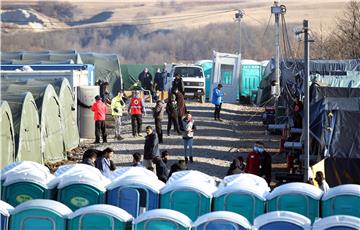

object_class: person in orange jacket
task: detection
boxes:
[245,142,261,175]
[91,95,107,143]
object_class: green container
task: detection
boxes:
[67,204,133,230]
[9,199,72,230]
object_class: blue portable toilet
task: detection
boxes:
[0,200,14,230]
[266,182,323,223]
[193,211,251,230]
[9,199,72,230]
[108,167,158,181]
[133,209,192,230]
[213,179,269,223]
[107,174,165,217]
[160,170,217,221]
[67,204,133,230]
[312,215,360,230]
[321,184,360,218]
[1,162,55,207]
[253,211,311,230]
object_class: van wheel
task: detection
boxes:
[200,95,205,103]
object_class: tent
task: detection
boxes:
[2,83,65,163]
[9,199,72,230]
[0,101,15,168]
[266,182,323,223]
[1,93,42,163]
[67,204,133,230]
[1,50,83,64]
[27,78,79,150]
[120,64,163,90]
[133,209,192,230]
[253,211,311,230]
[312,215,360,230]
[193,211,251,230]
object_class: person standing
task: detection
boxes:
[182,113,195,163]
[128,90,146,137]
[172,73,185,95]
[166,94,181,136]
[212,84,224,121]
[174,88,186,130]
[153,100,165,143]
[315,171,330,192]
[111,91,126,140]
[258,142,272,185]
[95,147,114,177]
[81,149,98,167]
[245,142,261,175]
[91,95,107,143]
[144,126,160,172]
[138,68,153,91]
[154,68,165,91]
[152,156,169,183]
[132,152,144,167]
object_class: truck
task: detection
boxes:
[166,64,206,103]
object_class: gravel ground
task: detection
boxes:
[78,101,284,182]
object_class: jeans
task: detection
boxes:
[214,103,222,119]
[183,138,193,157]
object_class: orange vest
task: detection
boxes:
[130,98,143,115]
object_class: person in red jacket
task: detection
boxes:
[128,90,146,137]
[245,142,261,175]
[91,95,107,143]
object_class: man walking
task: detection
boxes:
[128,90,146,137]
[91,95,107,143]
[212,83,224,121]
[111,91,126,140]
[144,126,160,172]
[153,99,165,143]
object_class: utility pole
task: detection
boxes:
[235,10,244,102]
[235,9,244,55]
[303,20,310,182]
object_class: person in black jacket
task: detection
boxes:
[138,68,153,90]
[81,149,98,167]
[166,94,181,136]
[143,126,160,172]
[258,142,272,185]
[172,73,185,95]
[152,156,169,183]
[169,160,188,178]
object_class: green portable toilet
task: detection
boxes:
[253,211,311,230]
[240,60,262,103]
[1,162,55,207]
[0,101,15,168]
[213,174,270,223]
[68,204,133,230]
[160,170,217,221]
[195,60,213,99]
[266,182,323,223]
[53,164,110,211]
[133,209,192,230]
[321,184,360,218]
[1,93,42,163]
[0,200,14,230]
[9,199,72,230]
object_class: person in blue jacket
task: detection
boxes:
[212,83,224,121]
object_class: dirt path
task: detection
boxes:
[81,101,283,180]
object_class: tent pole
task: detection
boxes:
[303,20,310,182]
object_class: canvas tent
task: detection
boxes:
[1,93,42,163]
[0,101,15,168]
[2,83,65,163]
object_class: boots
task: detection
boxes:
[185,157,188,164]
[190,156,194,163]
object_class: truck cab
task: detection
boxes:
[167,64,206,103]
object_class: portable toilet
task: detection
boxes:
[213,177,269,223]
[0,200,14,230]
[266,182,323,223]
[240,60,262,103]
[1,161,55,206]
[9,199,72,230]
[107,173,165,217]
[195,60,213,99]
[160,170,217,221]
[108,167,158,181]
[67,204,133,230]
[133,209,192,230]
[312,215,360,230]
[219,174,270,191]
[321,184,360,218]
[253,211,311,230]
[193,211,251,230]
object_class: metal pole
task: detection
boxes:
[235,10,244,102]
[303,19,310,182]
[274,2,280,97]
[238,10,242,55]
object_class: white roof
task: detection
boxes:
[68,204,133,222]
[219,174,270,192]
[312,215,360,230]
[266,182,323,200]
[167,170,216,186]
[0,200,14,217]
[193,211,251,229]
[109,167,157,181]
[321,184,360,201]
[253,211,311,230]
[54,163,100,177]
[3,169,55,188]
[107,175,165,193]
[1,161,50,181]
[214,182,269,200]
[10,199,72,217]
[133,209,192,227]
[241,59,261,65]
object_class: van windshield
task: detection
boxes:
[174,67,203,78]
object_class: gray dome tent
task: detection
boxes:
[0,101,15,168]
[26,78,79,150]
[1,92,42,163]
[2,83,65,163]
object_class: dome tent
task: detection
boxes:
[2,82,65,163]
[0,101,15,168]
[1,92,42,163]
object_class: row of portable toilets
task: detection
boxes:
[1,161,359,228]
[0,78,79,168]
